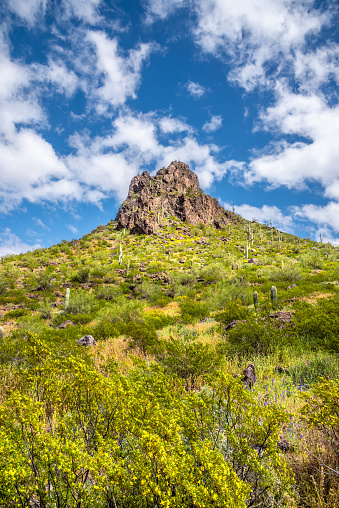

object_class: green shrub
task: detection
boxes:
[225,316,295,356]
[0,277,8,295]
[124,322,160,354]
[290,355,339,386]
[3,308,29,321]
[267,264,302,282]
[205,281,251,309]
[179,298,210,324]
[215,301,250,325]
[37,298,53,320]
[66,291,96,315]
[156,331,222,383]
[96,298,145,325]
[96,285,123,301]
[72,267,91,283]
[294,297,339,351]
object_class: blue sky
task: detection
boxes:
[1,0,339,255]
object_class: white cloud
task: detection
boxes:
[0,128,79,212]
[293,202,339,233]
[6,0,47,26]
[34,218,50,230]
[67,224,79,235]
[294,45,339,93]
[219,200,294,231]
[62,0,102,24]
[243,87,339,198]
[203,114,222,132]
[65,110,233,203]
[192,0,325,90]
[186,80,207,99]
[33,60,79,97]
[0,228,41,256]
[87,31,155,109]
[144,0,186,23]
[159,116,191,133]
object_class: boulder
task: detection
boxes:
[77,335,96,347]
[268,311,292,328]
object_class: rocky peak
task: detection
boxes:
[115,161,233,234]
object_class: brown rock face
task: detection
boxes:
[115,161,233,234]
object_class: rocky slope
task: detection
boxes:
[115,161,233,234]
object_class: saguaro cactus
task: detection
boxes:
[126,259,130,276]
[271,286,278,305]
[119,243,123,265]
[245,240,249,259]
[253,291,259,308]
[65,288,70,311]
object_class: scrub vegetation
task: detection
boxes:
[0,215,338,507]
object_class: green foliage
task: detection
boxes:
[179,298,210,324]
[37,298,53,320]
[96,298,145,325]
[35,268,55,290]
[205,281,251,310]
[225,316,295,356]
[290,355,339,386]
[0,276,8,295]
[215,301,250,326]
[301,378,339,473]
[267,264,302,282]
[72,266,91,283]
[0,338,294,507]
[66,290,96,315]
[156,331,222,383]
[3,308,29,321]
[301,251,324,269]
[96,284,123,300]
[294,296,339,351]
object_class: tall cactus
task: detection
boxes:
[245,240,249,259]
[0,326,4,340]
[271,286,278,305]
[253,291,259,308]
[126,259,130,276]
[65,288,70,311]
[119,243,123,265]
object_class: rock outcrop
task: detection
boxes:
[115,161,233,234]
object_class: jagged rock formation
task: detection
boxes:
[115,161,233,234]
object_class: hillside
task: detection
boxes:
[0,162,339,507]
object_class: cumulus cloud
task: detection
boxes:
[186,81,207,99]
[0,228,41,256]
[87,31,155,109]
[65,110,233,202]
[5,0,47,26]
[144,0,186,23]
[219,200,294,231]
[159,116,191,133]
[203,115,222,132]
[243,87,339,199]
[293,202,339,233]
[192,0,325,90]
[62,0,103,24]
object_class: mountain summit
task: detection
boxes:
[115,161,233,234]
